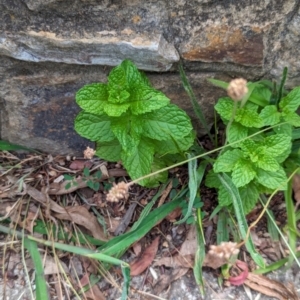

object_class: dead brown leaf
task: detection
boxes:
[40,256,68,275]
[154,225,196,269]
[244,272,299,300]
[54,206,107,241]
[69,160,93,170]
[130,236,160,276]
[84,284,106,300]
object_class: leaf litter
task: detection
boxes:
[0,149,299,299]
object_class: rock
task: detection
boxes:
[1,0,300,153]
[0,31,179,72]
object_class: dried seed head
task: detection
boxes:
[83,147,96,160]
[227,78,248,101]
[106,181,129,202]
[208,242,240,260]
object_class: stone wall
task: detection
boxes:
[0,0,299,154]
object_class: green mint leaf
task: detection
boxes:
[75,111,115,142]
[256,167,287,190]
[218,185,233,207]
[256,154,280,171]
[249,84,271,106]
[83,167,90,177]
[259,105,281,126]
[234,102,264,128]
[76,83,108,115]
[232,159,256,187]
[279,86,300,112]
[65,182,72,190]
[108,89,130,104]
[103,102,130,116]
[121,139,154,187]
[282,111,300,127]
[63,174,73,181]
[273,123,292,136]
[239,183,259,214]
[108,60,146,91]
[96,139,122,161]
[130,87,170,115]
[239,139,257,157]
[110,116,141,154]
[141,104,193,141]
[152,131,195,155]
[214,97,234,121]
[108,63,128,90]
[264,134,292,156]
[228,122,248,144]
[205,170,220,188]
[275,143,292,163]
[119,59,145,87]
[143,158,168,187]
[214,149,243,173]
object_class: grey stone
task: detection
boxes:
[0,31,179,72]
[1,0,300,153]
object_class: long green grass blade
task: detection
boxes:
[0,140,38,152]
[179,63,213,142]
[176,158,207,224]
[218,173,265,267]
[216,209,229,244]
[23,238,49,300]
[194,210,205,296]
[99,197,182,255]
[284,180,298,268]
[121,263,131,300]
[276,67,288,105]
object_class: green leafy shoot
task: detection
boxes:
[74,60,195,187]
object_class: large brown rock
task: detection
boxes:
[0,0,299,154]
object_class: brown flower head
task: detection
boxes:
[83,147,96,160]
[209,241,240,260]
[106,181,129,202]
[227,78,248,101]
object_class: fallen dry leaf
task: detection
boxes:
[229,260,249,286]
[43,256,69,275]
[244,272,298,300]
[54,206,107,241]
[79,273,106,300]
[130,236,160,276]
[69,160,93,170]
[154,225,197,269]
[84,284,106,300]
[132,241,142,256]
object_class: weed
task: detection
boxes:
[63,167,102,191]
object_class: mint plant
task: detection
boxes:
[207,74,300,214]
[74,60,194,187]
